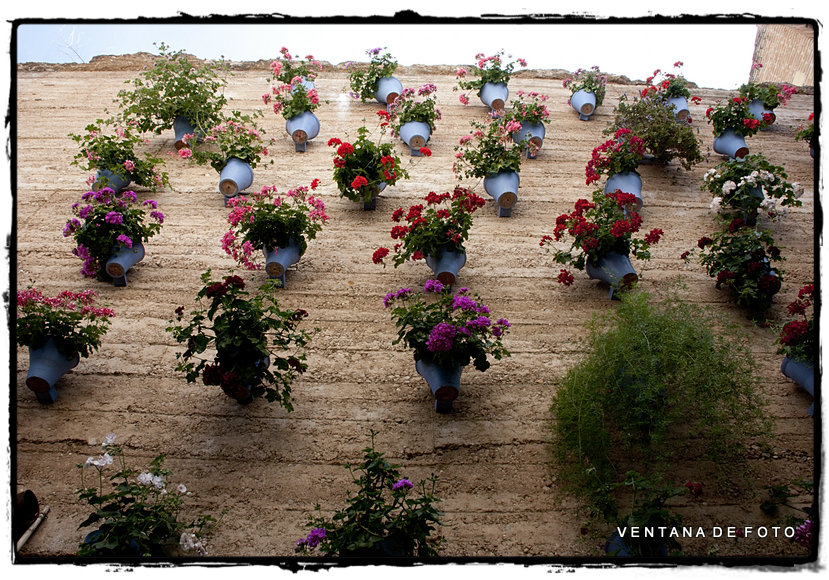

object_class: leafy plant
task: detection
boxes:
[179,110,272,172]
[585,127,646,184]
[268,46,322,85]
[373,186,486,267]
[454,50,527,103]
[705,97,767,136]
[346,47,399,102]
[640,62,695,100]
[116,42,228,135]
[384,279,511,372]
[76,434,219,557]
[16,288,114,358]
[503,90,551,126]
[452,116,526,180]
[388,83,441,136]
[563,66,608,106]
[63,187,164,281]
[263,81,322,120]
[550,291,771,515]
[166,271,314,408]
[221,180,329,270]
[295,431,443,557]
[738,79,797,110]
[795,112,815,148]
[776,284,815,361]
[69,118,170,192]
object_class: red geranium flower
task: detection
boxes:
[333,157,346,168]
[557,269,575,286]
[644,228,663,245]
[351,175,368,189]
[372,247,389,264]
[337,142,354,157]
[419,147,432,157]
[327,137,342,147]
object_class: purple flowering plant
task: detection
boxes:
[385,279,511,371]
[63,187,164,281]
[346,47,399,102]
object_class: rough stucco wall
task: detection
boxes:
[750,24,815,87]
[12,56,816,561]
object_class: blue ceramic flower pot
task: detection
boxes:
[781,356,815,415]
[93,169,132,192]
[415,357,463,413]
[748,99,775,126]
[585,251,638,300]
[512,121,546,159]
[425,247,467,287]
[360,182,387,211]
[26,338,80,404]
[285,111,320,153]
[667,96,690,121]
[292,77,315,93]
[479,82,509,111]
[219,157,254,203]
[604,171,643,212]
[713,128,749,159]
[374,76,403,106]
[173,116,203,150]
[105,242,145,287]
[398,121,431,156]
[570,89,597,120]
[483,171,520,217]
[263,238,304,288]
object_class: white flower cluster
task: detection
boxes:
[137,471,166,490]
[85,453,113,469]
[180,532,208,556]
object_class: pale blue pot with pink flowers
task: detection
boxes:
[219,158,254,205]
[425,247,467,287]
[585,251,638,300]
[479,82,509,111]
[415,356,463,413]
[285,111,320,153]
[105,242,145,287]
[398,121,432,156]
[512,122,546,159]
[25,337,80,404]
[570,90,597,120]
[263,238,304,288]
[173,116,205,150]
[483,171,520,217]
[374,76,403,106]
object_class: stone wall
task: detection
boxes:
[750,24,815,87]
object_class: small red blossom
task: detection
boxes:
[372,247,389,264]
[680,250,691,261]
[780,320,809,346]
[390,225,410,240]
[376,110,390,120]
[310,178,320,189]
[419,147,432,157]
[351,176,368,189]
[391,208,405,222]
[557,269,575,286]
[698,236,713,249]
[337,142,355,157]
[327,137,342,147]
[540,235,554,247]
[728,217,746,233]
[412,251,424,260]
[644,228,663,245]
[333,157,346,168]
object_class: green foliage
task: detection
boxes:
[453,117,525,179]
[503,90,551,126]
[738,81,796,109]
[563,66,608,106]
[296,431,443,557]
[330,124,409,202]
[550,291,771,515]
[705,97,766,136]
[347,48,398,102]
[455,50,526,93]
[268,47,322,85]
[182,109,271,172]
[116,42,229,135]
[166,271,315,409]
[388,84,441,135]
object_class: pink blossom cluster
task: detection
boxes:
[17,288,115,319]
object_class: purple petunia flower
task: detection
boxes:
[116,234,133,248]
[452,295,477,311]
[392,479,414,491]
[104,211,123,225]
[78,204,93,219]
[466,316,491,330]
[794,519,812,549]
[424,279,444,293]
[383,287,412,308]
[150,210,165,223]
[495,318,511,328]
[426,322,456,352]
[142,199,158,209]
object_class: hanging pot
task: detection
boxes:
[666,96,690,121]
[483,171,520,217]
[570,90,597,120]
[738,186,764,226]
[604,171,643,212]
[398,121,432,156]
[425,247,467,287]
[221,357,270,405]
[359,182,387,211]
[173,116,203,150]
[713,128,749,159]
[105,242,145,287]
[285,111,320,153]
[781,356,815,416]
[293,77,316,93]
[25,337,80,404]
[585,251,638,300]
[512,121,546,159]
[748,99,775,126]
[479,82,509,111]
[219,157,254,205]
[93,169,131,192]
[263,238,304,288]
[415,356,463,413]
[374,76,403,106]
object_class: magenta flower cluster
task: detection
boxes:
[294,527,326,552]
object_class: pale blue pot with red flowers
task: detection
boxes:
[748,99,775,127]
[512,122,546,159]
[415,356,463,413]
[219,157,254,205]
[483,171,520,217]
[479,82,509,111]
[604,171,643,212]
[713,129,749,159]
[586,251,638,300]
[94,170,131,193]
[781,356,814,415]
[425,247,467,287]
[263,239,303,288]
[398,121,432,156]
[26,337,80,404]
[105,242,145,287]
[374,76,403,106]
[570,89,597,120]
[667,96,690,121]
[285,111,321,153]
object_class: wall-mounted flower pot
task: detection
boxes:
[285,111,320,153]
[667,96,690,121]
[293,77,316,93]
[374,76,403,106]
[483,171,520,217]
[781,356,815,416]
[360,182,387,211]
[263,238,303,288]
[748,99,775,127]
[512,122,546,159]
[479,82,509,111]
[425,247,467,287]
[219,157,254,205]
[93,169,131,193]
[173,116,203,150]
[604,171,643,212]
[713,129,749,159]
[585,251,638,300]
[25,338,80,404]
[398,121,432,156]
[220,357,270,405]
[570,90,597,121]
[105,242,145,287]
[415,356,463,413]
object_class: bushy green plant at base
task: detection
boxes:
[550,290,771,519]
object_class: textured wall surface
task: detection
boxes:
[12,57,816,561]
[750,23,815,86]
